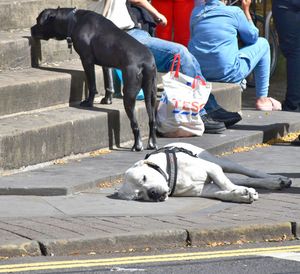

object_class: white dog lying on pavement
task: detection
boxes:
[117,142,292,203]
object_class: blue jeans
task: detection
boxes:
[273,0,300,109]
[238,37,270,98]
[199,37,270,98]
[127,28,220,114]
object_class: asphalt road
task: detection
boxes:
[1,241,300,274]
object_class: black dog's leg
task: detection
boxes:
[124,94,143,151]
[142,67,158,150]
[100,67,114,105]
[123,70,143,152]
[80,60,97,107]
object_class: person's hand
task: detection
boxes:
[154,13,167,26]
[241,0,252,12]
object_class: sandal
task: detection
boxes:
[256,97,282,111]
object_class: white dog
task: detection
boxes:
[117,142,292,203]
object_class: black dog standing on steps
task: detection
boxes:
[31,7,158,151]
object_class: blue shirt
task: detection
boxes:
[188,0,258,82]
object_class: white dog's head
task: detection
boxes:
[117,160,169,202]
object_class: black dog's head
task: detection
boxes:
[31,8,70,40]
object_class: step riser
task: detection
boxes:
[0,74,71,116]
[31,39,80,68]
[1,115,109,170]
[211,83,242,113]
[0,0,95,31]
[0,36,80,71]
[0,38,31,71]
[0,66,104,116]
[0,103,150,170]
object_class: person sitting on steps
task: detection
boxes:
[93,0,242,133]
[189,0,282,111]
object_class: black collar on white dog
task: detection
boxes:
[66,8,77,53]
[145,146,198,196]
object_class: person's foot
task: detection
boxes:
[202,114,226,134]
[208,108,242,128]
[256,97,282,111]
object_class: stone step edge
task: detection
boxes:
[0,99,152,170]
[0,222,297,258]
[0,61,105,117]
[0,29,80,71]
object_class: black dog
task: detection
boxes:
[31,7,157,151]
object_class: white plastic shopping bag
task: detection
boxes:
[156,54,212,137]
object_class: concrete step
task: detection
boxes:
[0,61,104,116]
[210,82,241,112]
[0,99,151,171]
[0,30,32,71]
[0,29,80,71]
[0,0,97,31]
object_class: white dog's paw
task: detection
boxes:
[231,187,258,203]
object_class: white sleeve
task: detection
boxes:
[105,0,135,30]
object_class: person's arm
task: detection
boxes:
[241,0,252,22]
[129,0,167,26]
[236,0,258,45]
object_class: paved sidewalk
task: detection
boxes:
[0,107,300,258]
